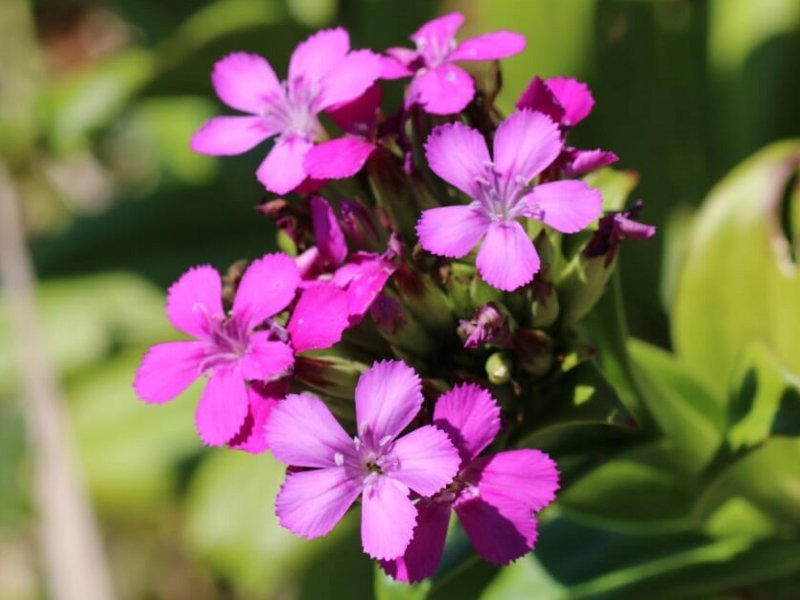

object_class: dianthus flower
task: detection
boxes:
[191,28,382,194]
[516,76,617,176]
[382,12,525,114]
[417,110,602,291]
[382,384,560,582]
[265,361,461,560]
[134,253,350,447]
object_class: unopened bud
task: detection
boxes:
[446,262,476,317]
[340,199,381,251]
[370,294,432,357]
[486,351,513,385]
[394,267,455,332]
[470,276,504,307]
[515,329,554,376]
[294,354,369,400]
[558,254,613,327]
[459,303,512,349]
[531,281,560,328]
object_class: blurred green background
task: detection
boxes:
[1,0,799,598]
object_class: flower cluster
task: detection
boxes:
[135,11,654,582]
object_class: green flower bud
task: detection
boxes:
[557,254,615,327]
[486,351,513,385]
[531,283,560,328]
[394,267,455,332]
[515,329,554,376]
[294,353,369,401]
[370,293,433,358]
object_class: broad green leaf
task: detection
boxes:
[727,341,800,451]
[583,168,640,213]
[694,437,800,534]
[184,451,309,596]
[68,350,198,516]
[480,556,568,600]
[672,141,800,396]
[557,441,700,530]
[628,338,725,474]
[375,565,431,600]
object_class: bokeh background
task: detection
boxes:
[1,0,799,598]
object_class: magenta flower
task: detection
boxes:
[134,253,351,448]
[191,28,383,194]
[299,196,396,324]
[417,110,603,291]
[516,76,617,176]
[381,384,560,583]
[265,361,461,560]
[382,12,525,115]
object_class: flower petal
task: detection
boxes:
[546,77,594,127]
[287,282,350,353]
[380,499,451,583]
[133,341,204,404]
[454,494,538,565]
[256,136,313,195]
[424,122,490,197]
[226,381,285,455]
[289,27,350,83]
[492,109,562,183]
[461,449,560,514]
[211,52,282,114]
[265,392,353,468]
[564,148,618,177]
[326,83,382,134]
[318,50,384,110]
[521,180,603,233]
[165,265,224,338]
[355,360,423,441]
[310,196,348,266]
[391,425,460,496]
[337,256,395,321]
[190,116,274,156]
[515,76,566,123]
[409,64,474,115]
[433,383,501,463]
[233,253,300,331]
[304,137,375,180]
[238,332,294,381]
[276,467,363,539]
[361,476,416,560]
[449,31,526,62]
[416,205,489,259]
[411,12,464,47]
[476,221,540,291]
[195,366,249,446]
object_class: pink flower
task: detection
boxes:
[381,384,560,583]
[416,110,603,291]
[304,84,383,181]
[265,361,461,560]
[191,29,383,194]
[516,76,617,176]
[383,12,525,115]
[134,253,351,448]
[299,196,396,324]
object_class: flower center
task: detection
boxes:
[473,161,529,222]
[415,35,457,68]
[198,315,250,373]
[262,77,325,141]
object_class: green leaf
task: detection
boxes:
[557,441,700,531]
[672,141,800,396]
[375,565,431,600]
[628,338,725,474]
[694,437,800,534]
[68,350,199,516]
[479,555,568,600]
[727,341,800,451]
[583,168,640,213]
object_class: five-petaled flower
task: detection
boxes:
[133,253,351,448]
[381,384,560,582]
[191,28,382,194]
[417,109,603,291]
[382,12,525,115]
[265,360,461,560]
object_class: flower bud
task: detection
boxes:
[485,351,513,385]
[370,294,432,357]
[558,254,613,327]
[459,303,512,349]
[293,354,369,401]
[531,281,560,328]
[394,267,455,332]
[514,329,554,376]
[446,262,476,317]
[340,199,381,251]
